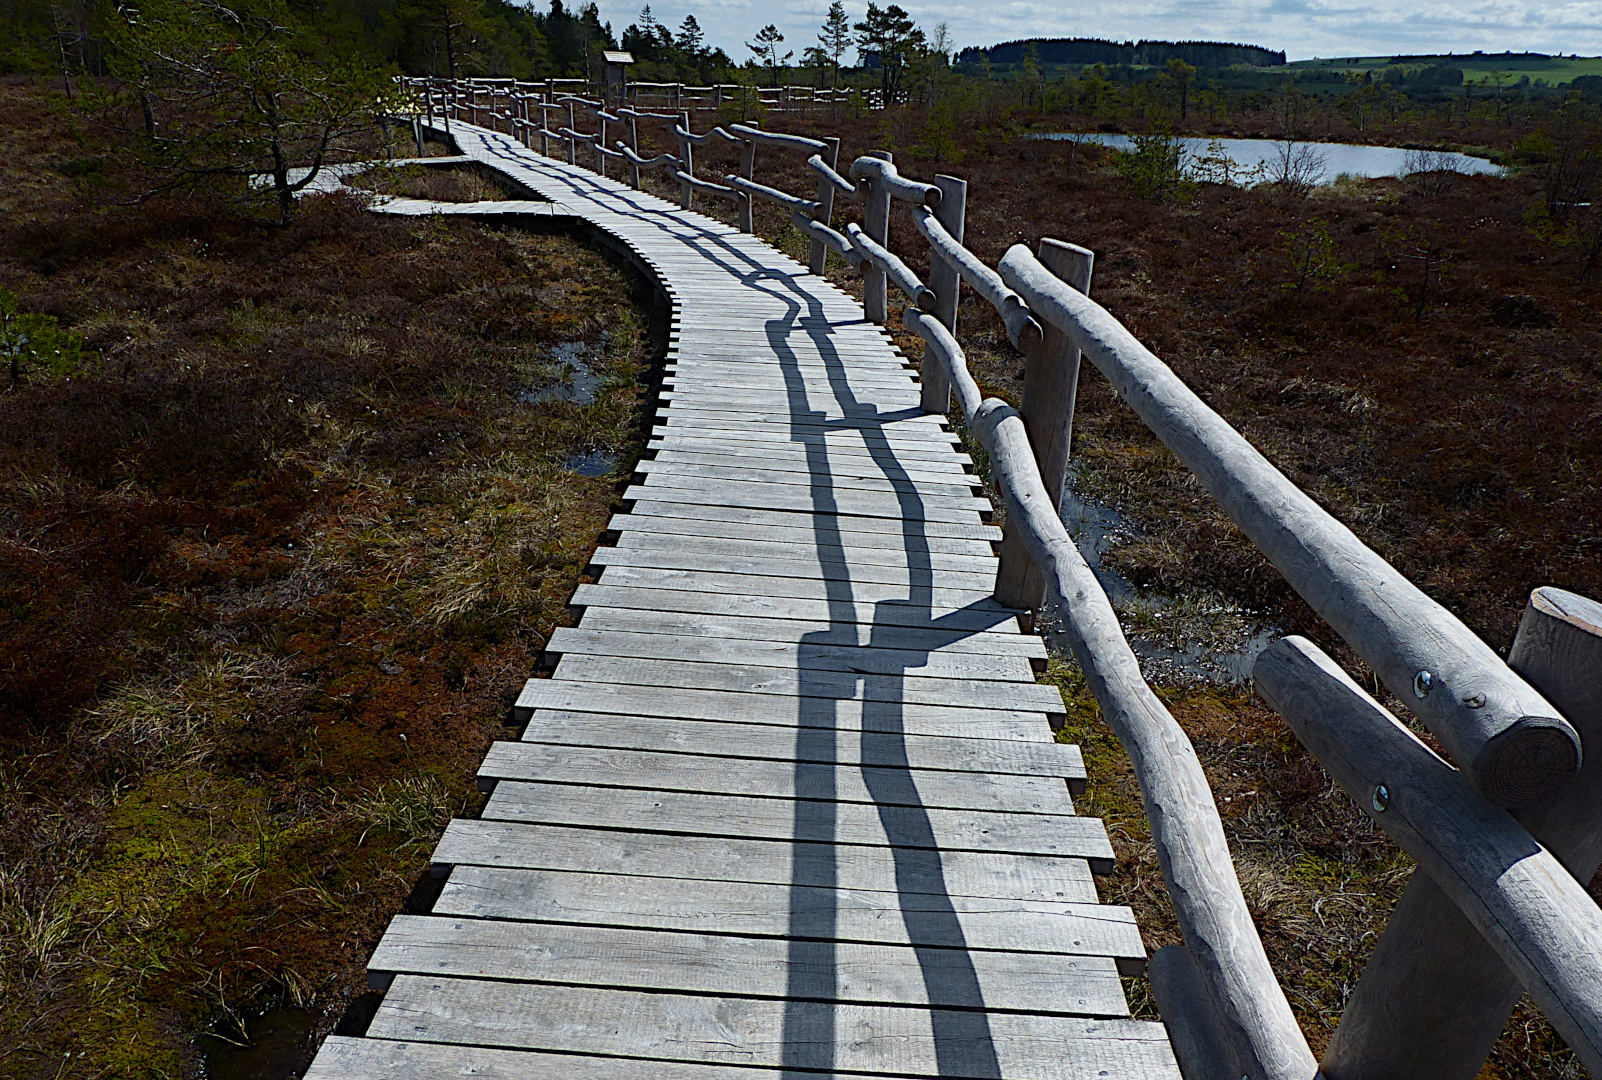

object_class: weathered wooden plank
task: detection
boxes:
[611,530,1000,576]
[543,656,1069,717]
[366,978,1180,1079]
[663,366,917,388]
[570,607,1042,657]
[647,445,975,482]
[435,865,1142,966]
[482,781,1115,867]
[623,484,986,524]
[546,626,1035,682]
[513,681,1055,742]
[570,584,1021,636]
[367,915,1130,1015]
[623,499,1001,542]
[307,1035,797,1080]
[590,547,997,591]
[608,513,995,556]
[592,560,999,602]
[479,741,1080,809]
[648,425,965,455]
[500,722,1084,786]
[431,820,1101,902]
[648,434,972,468]
[638,460,982,500]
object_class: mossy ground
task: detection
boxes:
[0,80,654,1078]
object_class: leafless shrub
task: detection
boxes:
[1403,148,1461,198]
[1267,140,1328,199]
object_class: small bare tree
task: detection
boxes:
[1267,139,1326,199]
[86,0,403,223]
[1403,147,1460,198]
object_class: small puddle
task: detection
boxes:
[520,340,603,406]
[1041,472,1279,685]
[199,1006,318,1080]
[565,449,617,477]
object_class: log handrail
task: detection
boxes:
[674,170,738,200]
[910,206,1041,352]
[727,123,829,153]
[997,246,1579,809]
[903,296,1315,1080]
[1255,636,1602,1073]
[617,144,680,170]
[845,223,936,312]
[788,212,854,264]
[672,124,741,147]
[848,155,941,207]
[724,174,820,217]
[807,154,856,196]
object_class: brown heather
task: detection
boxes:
[0,79,655,1077]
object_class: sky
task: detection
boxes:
[604,0,1602,63]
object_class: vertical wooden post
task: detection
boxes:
[1319,585,1602,1080]
[715,84,723,110]
[675,83,683,112]
[595,114,607,175]
[627,114,641,189]
[808,136,841,275]
[737,138,756,233]
[565,99,576,165]
[862,150,892,324]
[994,238,1094,615]
[676,110,694,211]
[920,174,966,415]
[538,104,549,157]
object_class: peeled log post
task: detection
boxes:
[1254,635,1602,1076]
[972,399,1316,1080]
[808,137,841,275]
[627,114,640,188]
[737,138,756,233]
[1321,586,1602,1080]
[995,239,1094,614]
[860,150,892,324]
[921,174,966,416]
[676,110,694,210]
[999,243,1579,808]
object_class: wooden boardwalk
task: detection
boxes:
[306,122,1180,1079]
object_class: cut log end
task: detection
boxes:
[1473,718,1582,808]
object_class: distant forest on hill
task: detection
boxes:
[958,38,1287,69]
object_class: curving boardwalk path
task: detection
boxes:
[306,121,1180,1079]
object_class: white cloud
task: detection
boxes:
[592,0,1602,63]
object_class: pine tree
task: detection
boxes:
[853,3,921,98]
[817,0,850,88]
[746,24,790,86]
[675,15,703,55]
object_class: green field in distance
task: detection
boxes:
[1286,54,1602,85]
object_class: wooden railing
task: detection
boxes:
[401,80,1602,1080]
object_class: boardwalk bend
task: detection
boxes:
[303,90,1602,1080]
[303,121,1180,1077]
